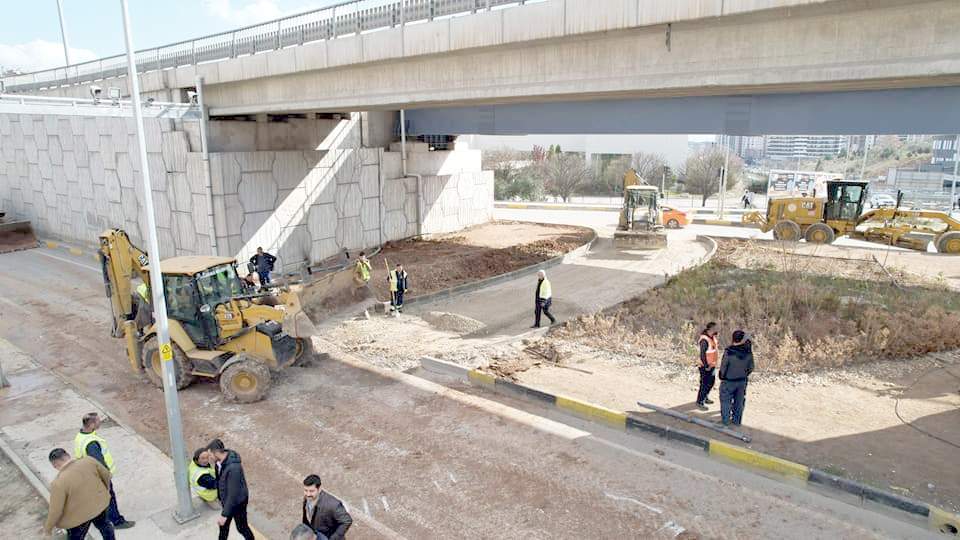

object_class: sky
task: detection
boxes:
[1,0,333,72]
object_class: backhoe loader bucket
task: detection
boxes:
[613,230,668,250]
[0,213,38,254]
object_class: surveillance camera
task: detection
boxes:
[145,97,156,107]
[186,90,198,104]
[89,85,102,97]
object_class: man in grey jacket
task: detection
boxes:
[718,330,755,426]
[302,474,352,540]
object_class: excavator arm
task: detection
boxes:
[98,229,151,338]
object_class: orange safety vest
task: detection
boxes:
[698,334,719,368]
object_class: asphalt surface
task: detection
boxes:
[0,246,939,539]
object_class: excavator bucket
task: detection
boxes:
[0,213,38,254]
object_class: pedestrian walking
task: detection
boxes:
[189,447,220,509]
[73,412,135,529]
[741,191,752,209]
[302,474,353,540]
[250,247,277,287]
[210,444,256,540]
[388,263,409,313]
[718,330,755,426]
[695,322,720,411]
[44,448,115,540]
[532,270,556,328]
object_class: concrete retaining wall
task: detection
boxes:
[0,109,494,271]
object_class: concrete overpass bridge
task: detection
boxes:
[3,0,959,131]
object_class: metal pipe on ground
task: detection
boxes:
[636,401,751,443]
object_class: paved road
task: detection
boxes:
[0,247,937,539]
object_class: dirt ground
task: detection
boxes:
[0,451,47,537]
[364,221,592,302]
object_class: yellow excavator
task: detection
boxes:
[614,169,667,250]
[742,180,960,253]
[98,229,317,403]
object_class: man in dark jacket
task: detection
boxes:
[250,247,277,287]
[302,474,352,540]
[718,330,754,426]
[210,446,255,540]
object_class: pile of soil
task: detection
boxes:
[420,311,486,335]
[367,221,592,300]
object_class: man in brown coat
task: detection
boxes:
[43,448,115,540]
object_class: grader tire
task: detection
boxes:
[772,220,802,242]
[220,358,271,403]
[936,232,960,254]
[804,223,835,245]
[292,337,316,367]
[141,339,194,390]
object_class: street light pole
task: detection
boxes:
[55,0,72,65]
[951,134,959,214]
[119,0,197,523]
[719,138,730,220]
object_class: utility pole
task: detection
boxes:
[952,134,959,215]
[719,138,730,220]
[859,136,870,181]
[56,0,72,65]
[119,0,197,523]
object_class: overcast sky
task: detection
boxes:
[1,0,332,72]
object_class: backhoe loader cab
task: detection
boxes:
[98,229,314,403]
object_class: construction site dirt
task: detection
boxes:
[0,247,925,539]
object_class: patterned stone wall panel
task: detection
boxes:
[360,147,379,166]
[211,153,241,196]
[359,164,379,199]
[33,119,47,150]
[67,183,84,213]
[157,228,177,259]
[273,187,307,228]
[73,136,89,167]
[169,172,192,212]
[309,238,339,264]
[307,203,337,241]
[277,224,311,270]
[23,136,38,164]
[235,152,274,173]
[173,212,198,254]
[116,153,136,189]
[0,114,10,136]
[195,234,212,256]
[240,210,273,245]
[191,193,212,235]
[237,171,278,213]
[38,150,53,180]
[14,149,28,178]
[360,198,380,231]
[186,153,206,195]
[83,118,100,151]
[335,216,363,251]
[57,119,74,150]
[382,179,405,212]
[48,136,63,166]
[100,136,117,169]
[28,164,42,193]
[272,152,308,190]
[335,183,362,218]
[383,210,407,241]
[121,188,139,223]
[161,132,190,173]
[145,153,167,190]
[110,118,128,148]
[304,167,335,204]
[403,194,418,226]
[51,165,67,195]
[62,151,78,184]
[334,150,360,185]
[78,168,93,199]
[143,118,163,149]
[222,194,243,236]
[105,169,122,203]
[108,201,125,230]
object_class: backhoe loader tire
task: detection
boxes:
[936,232,960,254]
[220,357,271,403]
[141,339,194,390]
[804,223,835,245]
[773,220,802,242]
[293,337,315,367]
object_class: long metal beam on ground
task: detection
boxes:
[404,86,960,136]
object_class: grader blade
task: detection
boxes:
[614,230,668,250]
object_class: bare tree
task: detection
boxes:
[682,146,744,206]
[631,152,668,182]
[539,152,592,203]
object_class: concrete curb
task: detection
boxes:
[418,356,960,536]
[0,434,51,501]
[691,218,753,227]
[694,235,719,266]
[402,229,599,308]
[42,238,101,262]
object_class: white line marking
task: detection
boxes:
[381,496,390,512]
[448,472,457,484]
[362,498,371,516]
[656,521,686,537]
[604,492,663,514]
[35,250,100,273]
[432,480,442,492]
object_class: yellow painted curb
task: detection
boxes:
[467,369,496,387]
[45,241,59,249]
[928,505,960,535]
[555,396,627,429]
[68,247,83,256]
[703,219,733,226]
[709,440,809,481]
[505,203,526,209]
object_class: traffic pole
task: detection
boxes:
[55,0,72,65]
[119,0,197,523]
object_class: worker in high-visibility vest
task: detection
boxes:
[387,263,409,313]
[532,270,556,328]
[131,281,153,331]
[696,322,720,411]
[74,412,135,530]
[353,252,372,288]
[189,447,219,508]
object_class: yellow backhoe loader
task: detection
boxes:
[0,211,38,254]
[742,180,960,254]
[98,229,317,403]
[614,169,667,250]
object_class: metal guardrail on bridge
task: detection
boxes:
[0,0,539,93]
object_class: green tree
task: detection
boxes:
[538,152,591,203]
[484,148,542,201]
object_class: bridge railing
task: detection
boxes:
[1,0,537,94]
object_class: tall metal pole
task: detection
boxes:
[719,138,730,220]
[859,136,869,181]
[56,0,72,65]
[119,0,197,523]
[195,76,220,256]
[951,134,959,214]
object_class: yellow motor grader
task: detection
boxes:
[98,229,316,403]
[742,180,960,254]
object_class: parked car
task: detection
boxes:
[869,194,897,208]
[661,206,688,228]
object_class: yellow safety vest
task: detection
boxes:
[136,282,149,302]
[74,431,116,473]
[356,260,371,282]
[538,278,552,300]
[188,460,218,502]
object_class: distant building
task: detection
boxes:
[465,134,689,169]
[718,135,765,161]
[932,135,958,167]
[846,135,876,155]
[764,135,847,159]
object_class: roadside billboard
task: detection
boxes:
[766,170,838,198]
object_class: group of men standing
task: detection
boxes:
[695,322,755,426]
[352,252,409,313]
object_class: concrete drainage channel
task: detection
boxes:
[418,356,960,537]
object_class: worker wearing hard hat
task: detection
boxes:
[695,322,719,411]
[532,270,556,328]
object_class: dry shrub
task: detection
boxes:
[557,241,960,374]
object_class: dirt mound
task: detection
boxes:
[420,311,486,334]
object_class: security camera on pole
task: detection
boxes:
[119,0,197,523]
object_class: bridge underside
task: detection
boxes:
[404,86,960,136]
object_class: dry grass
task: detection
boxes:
[554,239,960,373]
